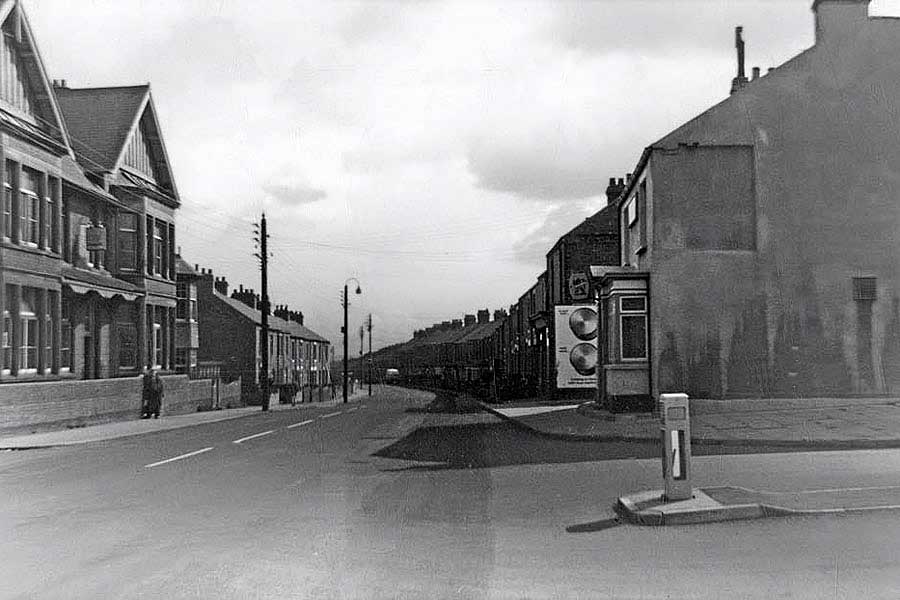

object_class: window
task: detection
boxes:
[60,296,71,371]
[19,168,39,246]
[626,197,637,227]
[118,323,137,370]
[620,295,648,361]
[2,160,12,240]
[48,177,59,252]
[176,282,188,320]
[853,277,877,302]
[175,348,187,373]
[19,287,37,371]
[153,221,163,275]
[43,178,52,250]
[117,213,137,271]
[152,308,164,368]
[43,293,52,371]
[2,286,11,372]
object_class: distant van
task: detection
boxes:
[385,368,400,381]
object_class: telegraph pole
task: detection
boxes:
[341,278,361,404]
[342,284,349,403]
[367,313,372,396]
[255,214,270,411]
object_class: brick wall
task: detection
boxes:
[0,374,214,431]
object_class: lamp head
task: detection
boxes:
[355,285,362,295]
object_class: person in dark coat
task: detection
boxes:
[148,371,163,418]
[141,370,153,418]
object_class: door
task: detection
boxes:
[83,334,94,379]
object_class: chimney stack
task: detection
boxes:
[752,66,760,80]
[605,177,626,204]
[477,309,490,324]
[730,26,749,94]
[464,314,476,327]
[214,276,228,296]
[813,0,870,44]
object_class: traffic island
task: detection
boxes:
[615,485,900,526]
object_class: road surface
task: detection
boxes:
[3,387,900,599]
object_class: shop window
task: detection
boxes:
[118,323,137,370]
[118,212,137,271]
[620,296,648,361]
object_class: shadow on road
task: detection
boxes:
[373,421,662,470]
[373,419,853,471]
[565,517,623,533]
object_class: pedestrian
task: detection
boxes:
[148,370,163,419]
[141,369,153,418]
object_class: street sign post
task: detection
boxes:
[660,393,692,501]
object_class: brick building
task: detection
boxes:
[195,269,331,403]
[174,255,199,373]
[0,1,179,385]
[0,0,221,428]
[604,0,900,405]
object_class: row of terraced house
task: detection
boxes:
[369,0,900,410]
[0,0,330,431]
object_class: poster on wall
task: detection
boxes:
[555,305,598,389]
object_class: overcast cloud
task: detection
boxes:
[25,0,900,349]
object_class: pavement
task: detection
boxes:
[0,388,369,449]
[480,395,900,526]
[480,396,900,446]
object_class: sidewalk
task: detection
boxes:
[478,396,900,447]
[0,391,368,450]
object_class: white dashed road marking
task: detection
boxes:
[320,411,342,419]
[145,447,214,469]
[287,419,315,429]
[232,430,275,444]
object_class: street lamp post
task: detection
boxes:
[342,278,362,403]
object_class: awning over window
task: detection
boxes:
[64,281,141,302]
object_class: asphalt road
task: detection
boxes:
[3,387,900,599]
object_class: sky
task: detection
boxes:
[22,0,900,351]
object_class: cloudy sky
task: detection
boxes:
[24,0,900,350]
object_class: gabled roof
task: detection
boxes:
[211,289,329,344]
[547,202,619,258]
[175,256,200,278]
[0,1,72,151]
[55,85,147,172]
[55,84,179,203]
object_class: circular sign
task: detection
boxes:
[569,307,597,341]
[569,342,597,376]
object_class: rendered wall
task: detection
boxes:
[644,14,900,397]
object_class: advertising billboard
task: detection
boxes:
[555,305,598,389]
